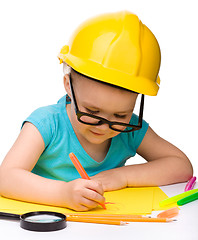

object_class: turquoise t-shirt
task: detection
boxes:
[23,95,149,182]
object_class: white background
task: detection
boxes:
[0,0,197,178]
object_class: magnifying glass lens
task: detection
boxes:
[25,214,63,223]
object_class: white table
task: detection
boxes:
[0,182,197,240]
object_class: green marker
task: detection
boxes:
[177,192,198,206]
[159,188,198,207]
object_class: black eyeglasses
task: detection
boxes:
[69,75,144,133]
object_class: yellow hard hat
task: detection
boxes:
[58,11,161,96]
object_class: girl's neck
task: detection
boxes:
[77,135,111,163]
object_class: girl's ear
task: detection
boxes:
[63,74,71,97]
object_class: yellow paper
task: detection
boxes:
[0,187,177,216]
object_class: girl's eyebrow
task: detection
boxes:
[115,109,134,114]
[114,108,135,114]
[82,102,134,114]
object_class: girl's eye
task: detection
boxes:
[85,107,127,118]
[85,108,99,114]
[114,114,127,119]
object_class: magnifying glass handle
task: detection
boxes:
[0,212,20,220]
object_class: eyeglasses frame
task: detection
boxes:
[69,75,144,133]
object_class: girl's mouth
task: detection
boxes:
[90,130,105,136]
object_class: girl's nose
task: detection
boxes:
[94,122,110,131]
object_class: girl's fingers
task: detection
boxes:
[85,180,104,196]
[83,187,105,205]
[81,197,100,209]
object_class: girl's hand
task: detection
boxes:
[91,167,128,192]
[62,179,105,211]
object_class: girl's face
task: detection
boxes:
[64,72,138,145]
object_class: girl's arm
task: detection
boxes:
[92,126,193,191]
[0,122,105,211]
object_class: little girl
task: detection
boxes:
[0,11,193,211]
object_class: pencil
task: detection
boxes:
[126,218,174,223]
[69,152,106,210]
[68,217,128,225]
[66,213,144,219]
[66,214,143,222]
[66,214,174,223]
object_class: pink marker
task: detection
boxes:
[184,176,196,192]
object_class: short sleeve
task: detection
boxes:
[22,107,55,148]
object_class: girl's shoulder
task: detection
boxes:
[22,95,68,147]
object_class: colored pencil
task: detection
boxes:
[68,217,128,225]
[66,214,174,223]
[66,213,144,219]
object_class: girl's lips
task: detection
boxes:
[90,130,105,136]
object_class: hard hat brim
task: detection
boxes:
[59,53,160,96]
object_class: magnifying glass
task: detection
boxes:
[0,211,67,232]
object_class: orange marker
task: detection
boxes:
[69,152,106,209]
